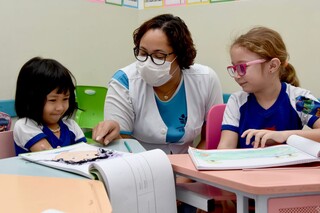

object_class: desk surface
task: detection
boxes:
[0,139,146,178]
[168,154,320,195]
[0,174,112,213]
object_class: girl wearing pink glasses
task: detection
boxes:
[218,26,320,149]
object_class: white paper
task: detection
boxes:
[287,134,320,157]
[89,149,177,213]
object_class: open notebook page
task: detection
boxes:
[287,135,320,158]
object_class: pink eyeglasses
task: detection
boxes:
[227,59,266,77]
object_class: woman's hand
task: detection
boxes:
[242,129,291,148]
[92,120,121,145]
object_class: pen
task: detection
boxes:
[124,141,133,153]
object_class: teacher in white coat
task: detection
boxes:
[93,14,223,154]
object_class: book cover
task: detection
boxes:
[188,135,320,170]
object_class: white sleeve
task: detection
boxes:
[104,78,134,133]
[222,92,243,127]
[13,118,44,149]
[288,84,319,126]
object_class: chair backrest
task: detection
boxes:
[75,85,108,129]
[205,104,226,150]
[0,130,16,159]
[0,100,17,117]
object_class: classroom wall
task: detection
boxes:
[139,0,320,97]
[1,0,320,101]
[0,0,138,99]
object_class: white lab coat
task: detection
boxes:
[105,62,223,154]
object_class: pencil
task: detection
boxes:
[124,141,133,153]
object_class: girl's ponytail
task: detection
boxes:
[279,62,300,87]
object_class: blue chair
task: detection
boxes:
[0,100,16,117]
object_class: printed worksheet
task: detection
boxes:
[90,149,177,213]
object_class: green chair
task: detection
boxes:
[75,85,108,143]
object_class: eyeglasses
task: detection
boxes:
[133,47,174,65]
[227,59,266,77]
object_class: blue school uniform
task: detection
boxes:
[13,118,86,155]
[222,82,319,148]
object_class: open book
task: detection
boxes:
[188,135,320,170]
[20,142,177,213]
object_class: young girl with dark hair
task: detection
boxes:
[14,57,87,154]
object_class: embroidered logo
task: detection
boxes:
[177,114,187,132]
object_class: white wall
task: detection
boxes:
[140,0,320,97]
[1,0,320,100]
[0,0,138,99]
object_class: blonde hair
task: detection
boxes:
[231,26,300,87]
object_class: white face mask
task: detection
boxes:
[136,57,178,87]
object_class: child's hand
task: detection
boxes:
[242,129,290,148]
[92,120,120,145]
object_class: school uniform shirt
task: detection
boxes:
[14,118,86,155]
[222,82,319,148]
[105,62,223,154]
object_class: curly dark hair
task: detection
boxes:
[15,57,77,124]
[133,14,197,70]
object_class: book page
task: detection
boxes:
[20,142,129,179]
[188,145,319,170]
[89,149,177,213]
[287,135,320,157]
